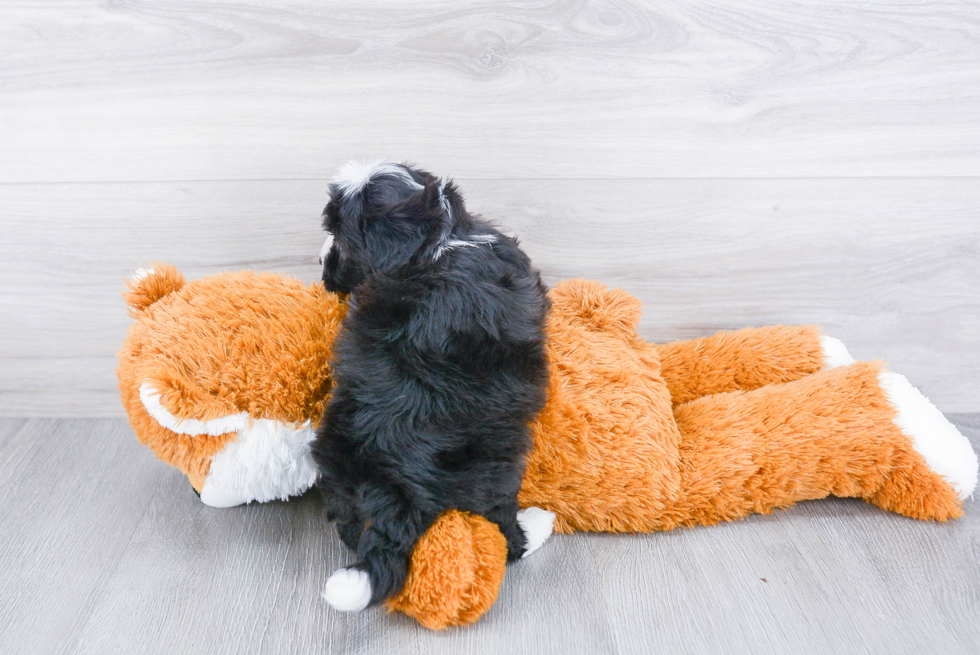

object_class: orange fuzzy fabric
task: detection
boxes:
[658,324,825,407]
[402,281,963,628]
[517,286,961,532]
[385,511,507,629]
[118,269,966,629]
[117,266,346,481]
[669,362,962,525]
[122,264,186,315]
[517,281,683,533]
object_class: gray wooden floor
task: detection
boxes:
[1,416,978,654]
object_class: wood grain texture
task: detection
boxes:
[0,419,167,654]
[1,178,977,415]
[0,416,977,653]
[1,0,979,182]
[2,1,978,650]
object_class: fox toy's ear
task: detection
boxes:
[122,263,186,316]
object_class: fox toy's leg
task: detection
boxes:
[385,508,555,630]
[657,325,855,407]
[667,362,977,526]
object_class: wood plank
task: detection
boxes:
[1,178,977,415]
[1,0,979,182]
[0,418,166,654]
[0,418,27,452]
[0,417,976,653]
[68,457,618,655]
[593,497,980,653]
[593,417,980,653]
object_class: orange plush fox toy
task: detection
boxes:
[118,264,977,630]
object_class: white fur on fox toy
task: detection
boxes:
[139,382,249,437]
[139,381,320,507]
[820,336,856,369]
[199,419,320,508]
[879,371,978,500]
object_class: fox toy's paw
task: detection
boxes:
[386,510,508,630]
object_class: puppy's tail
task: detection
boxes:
[321,554,411,613]
[321,512,429,612]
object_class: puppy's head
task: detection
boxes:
[319,160,463,294]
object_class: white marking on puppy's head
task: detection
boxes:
[433,233,498,261]
[438,176,452,219]
[330,160,422,198]
[318,232,334,265]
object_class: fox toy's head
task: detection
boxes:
[116,264,346,506]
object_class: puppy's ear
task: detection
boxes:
[359,181,446,273]
[429,175,465,239]
[435,176,462,218]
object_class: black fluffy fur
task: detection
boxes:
[312,163,550,606]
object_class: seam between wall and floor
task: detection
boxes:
[2,175,980,186]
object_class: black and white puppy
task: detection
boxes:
[313,161,556,612]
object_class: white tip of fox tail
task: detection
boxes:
[879,371,978,500]
[820,336,856,369]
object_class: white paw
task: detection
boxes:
[517,507,556,559]
[322,568,372,612]
[879,371,978,500]
[820,335,856,368]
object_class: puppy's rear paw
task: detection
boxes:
[517,507,555,558]
[322,567,372,612]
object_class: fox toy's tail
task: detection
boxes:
[669,361,976,525]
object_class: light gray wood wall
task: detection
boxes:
[1,0,978,415]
